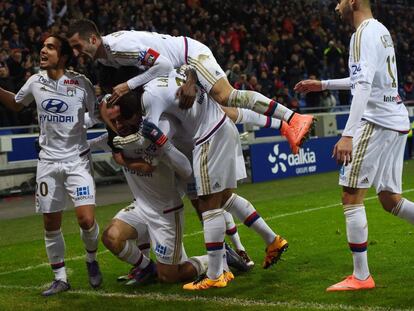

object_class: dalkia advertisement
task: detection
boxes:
[249,137,339,183]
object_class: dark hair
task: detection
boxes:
[49,34,73,65]
[67,19,100,40]
[117,92,142,120]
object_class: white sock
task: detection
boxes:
[45,229,67,282]
[224,194,276,245]
[344,204,370,280]
[224,211,245,251]
[227,89,294,121]
[80,222,99,263]
[392,198,414,224]
[186,255,209,276]
[235,108,282,129]
[118,239,150,269]
[202,209,225,280]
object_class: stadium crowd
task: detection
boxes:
[0,0,413,127]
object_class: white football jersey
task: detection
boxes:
[348,18,409,131]
[15,70,99,161]
[121,118,183,212]
[142,68,226,145]
[100,30,186,69]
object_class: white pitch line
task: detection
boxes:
[0,285,412,311]
[0,250,108,276]
[1,189,413,275]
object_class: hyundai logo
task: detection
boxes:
[41,99,69,113]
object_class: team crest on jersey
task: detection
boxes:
[67,87,76,97]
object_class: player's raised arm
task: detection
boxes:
[0,87,24,112]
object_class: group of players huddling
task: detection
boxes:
[1,0,413,296]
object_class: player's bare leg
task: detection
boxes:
[42,211,71,296]
[210,78,315,148]
[102,219,156,285]
[76,204,102,288]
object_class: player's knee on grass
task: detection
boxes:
[102,225,124,254]
[378,191,402,213]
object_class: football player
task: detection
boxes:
[67,19,314,154]
[294,0,413,291]
[0,35,102,296]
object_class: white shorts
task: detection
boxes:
[114,202,185,265]
[186,37,226,93]
[193,118,245,196]
[339,120,406,193]
[35,157,96,213]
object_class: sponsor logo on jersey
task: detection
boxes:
[74,186,94,201]
[155,243,168,258]
[361,177,369,184]
[124,167,153,177]
[41,98,69,113]
[63,79,79,85]
[268,144,317,175]
[383,94,401,103]
[40,98,74,123]
[38,75,51,85]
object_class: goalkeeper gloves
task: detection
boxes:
[142,120,168,147]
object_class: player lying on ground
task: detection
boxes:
[67,19,315,153]
[0,35,102,296]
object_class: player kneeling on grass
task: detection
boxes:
[97,93,237,285]
[0,34,102,296]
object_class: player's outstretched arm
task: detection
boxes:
[142,119,192,179]
[0,87,24,112]
[293,79,323,94]
[109,52,173,106]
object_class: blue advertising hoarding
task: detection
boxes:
[250,137,340,183]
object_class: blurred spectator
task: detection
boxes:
[320,90,337,112]
[324,40,343,79]
[7,49,25,85]
[234,74,252,90]
[0,61,18,126]
[305,74,322,111]
[403,75,414,101]
[226,63,241,86]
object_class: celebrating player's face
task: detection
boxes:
[39,37,62,70]
[335,0,353,23]
[68,33,96,59]
[112,112,141,137]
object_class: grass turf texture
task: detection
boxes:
[0,160,413,311]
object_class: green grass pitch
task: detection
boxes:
[0,161,413,311]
